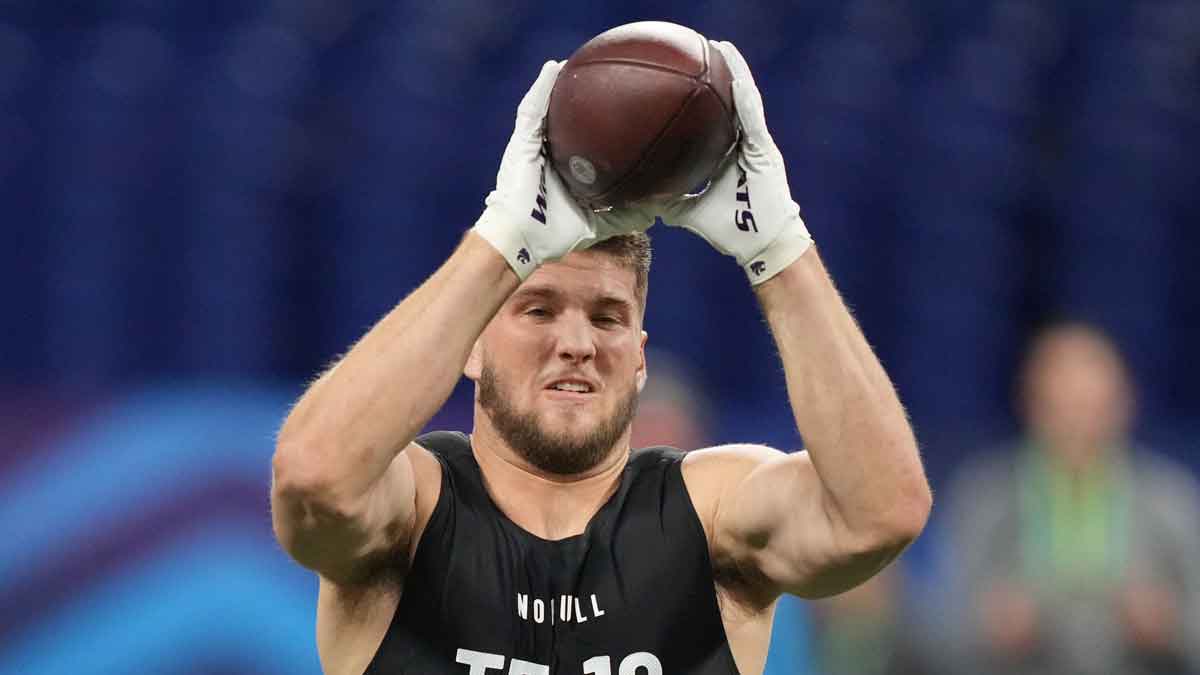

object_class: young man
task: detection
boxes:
[271,42,931,675]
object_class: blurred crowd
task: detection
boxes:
[2,1,1199,673]
[653,322,1200,675]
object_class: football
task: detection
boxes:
[546,21,738,210]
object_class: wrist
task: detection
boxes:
[473,205,541,280]
[744,219,814,285]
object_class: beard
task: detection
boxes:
[478,361,639,475]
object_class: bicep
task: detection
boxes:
[712,448,896,599]
[271,443,429,585]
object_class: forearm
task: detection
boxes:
[755,247,930,545]
[275,231,518,503]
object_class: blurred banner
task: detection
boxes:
[0,386,320,673]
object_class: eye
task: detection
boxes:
[592,315,621,327]
[525,307,551,318]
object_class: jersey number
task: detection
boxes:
[457,649,662,675]
[583,653,662,675]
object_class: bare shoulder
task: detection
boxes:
[681,443,786,476]
[406,440,444,562]
[681,445,792,633]
[316,438,444,590]
[681,444,789,495]
[315,441,444,675]
[680,444,788,543]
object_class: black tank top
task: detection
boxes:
[363,431,740,674]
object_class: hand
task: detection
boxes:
[474,61,655,280]
[979,582,1039,658]
[1118,580,1178,653]
[660,41,813,285]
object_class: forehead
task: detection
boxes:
[1026,328,1126,391]
[512,251,638,305]
[1033,329,1117,368]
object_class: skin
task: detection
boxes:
[1021,324,1133,472]
[271,232,932,674]
[470,255,645,479]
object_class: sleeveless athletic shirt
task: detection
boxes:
[363,430,741,674]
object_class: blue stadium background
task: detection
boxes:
[1,0,1197,672]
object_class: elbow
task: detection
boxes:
[870,477,933,557]
[839,478,932,565]
[271,441,358,539]
[270,444,364,572]
[272,439,323,502]
[271,438,355,512]
[891,481,933,548]
[903,444,935,535]
[800,486,931,598]
[875,433,934,551]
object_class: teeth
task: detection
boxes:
[553,382,590,392]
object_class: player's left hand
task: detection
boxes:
[474,60,656,280]
[659,40,813,285]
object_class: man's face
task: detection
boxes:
[469,251,647,475]
[1023,326,1132,465]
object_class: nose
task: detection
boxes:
[553,311,596,364]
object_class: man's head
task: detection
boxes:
[1019,322,1134,468]
[586,233,652,311]
[466,233,652,475]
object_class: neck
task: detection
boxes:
[469,415,631,541]
[1035,435,1122,476]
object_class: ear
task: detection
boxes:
[636,330,648,393]
[464,337,484,381]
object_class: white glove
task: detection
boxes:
[474,61,655,280]
[661,41,813,285]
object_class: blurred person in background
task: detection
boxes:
[628,347,713,451]
[808,561,936,675]
[942,322,1200,675]
[269,42,931,674]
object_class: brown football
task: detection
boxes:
[546,21,737,210]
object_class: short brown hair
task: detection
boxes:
[588,232,652,309]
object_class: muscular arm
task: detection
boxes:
[703,248,931,599]
[271,232,518,584]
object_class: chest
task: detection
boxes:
[450,506,715,643]
[394,501,734,673]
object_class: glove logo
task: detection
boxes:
[517,248,531,265]
[750,261,766,277]
[734,167,757,233]
[531,167,549,224]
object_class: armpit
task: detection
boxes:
[712,548,779,617]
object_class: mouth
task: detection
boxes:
[543,378,598,400]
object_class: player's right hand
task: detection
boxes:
[474,61,655,280]
[659,41,813,285]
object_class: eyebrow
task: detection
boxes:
[511,286,634,315]
[593,295,635,316]
[510,286,562,304]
